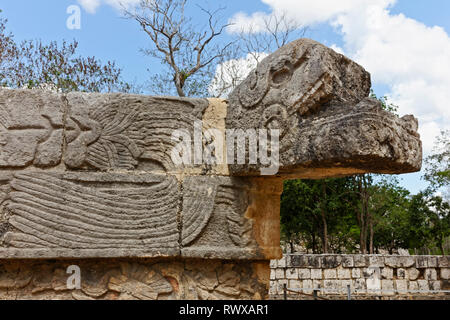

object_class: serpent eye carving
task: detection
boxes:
[238,69,270,109]
[270,60,294,88]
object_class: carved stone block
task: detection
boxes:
[0,259,269,300]
[0,89,65,168]
[1,172,180,258]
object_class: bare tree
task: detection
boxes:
[208,49,264,98]
[238,12,308,63]
[125,0,234,97]
[209,12,308,98]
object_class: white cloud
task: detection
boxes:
[77,0,101,14]
[77,0,140,14]
[209,53,269,98]
[418,121,442,155]
[228,0,450,155]
[229,0,396,30]
[329,44,344,55]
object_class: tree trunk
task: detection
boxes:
[321,182,328,254]
[320,212,328,254]
[358,176,367,254]
[174,73,186,97]
[312,233,316,254]
[358,209,365,254]
[369,215,374,254]
[362,175,371,254]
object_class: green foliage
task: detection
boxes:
[280,174,450,254]
[0,11,19,87]
[370,177,411,253]
[424,130,450,193]
[407,191,450,254]
[281,178,360,253]
[370,90,399,115]
[0,10,132,93]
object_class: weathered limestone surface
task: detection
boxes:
[0,258,269,300]
[0,38,422,299]
[227,39,421,177]
[0,171,282,260]
[0,90,284,260]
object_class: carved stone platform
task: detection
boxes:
[0,39,422,299]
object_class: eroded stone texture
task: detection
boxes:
[64,92,209,172]
[1,172,180,257]
[181,176,283,260]
[227,39,422,177]
[181,176,259,259]
[0,259,268,300]
[0,172,282,260]
[0,89,65,168]
[229,39,371,116]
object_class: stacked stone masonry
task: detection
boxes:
[270,255,450,300]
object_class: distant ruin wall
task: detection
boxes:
[270,255,450,300]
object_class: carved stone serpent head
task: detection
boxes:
[227,39,422,178]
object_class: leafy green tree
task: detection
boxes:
[407,191,450,255]
[424,130,449,195]
[427,195,450,255]
[280,179,317,253]
[0,10,19,87]
[408,192,432,252]
[370,177,411,254]
[321,178,360,253]
[280,178,360,254]
[0,10,132,93]
[280,179,332,254]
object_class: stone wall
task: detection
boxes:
[270,255,450,300]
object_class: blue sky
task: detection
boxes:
[3,0,447,89]
[1,0,271,84]
[2,1,449,90]
[1,0,448,194]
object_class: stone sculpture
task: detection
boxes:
[0,39,422,299]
